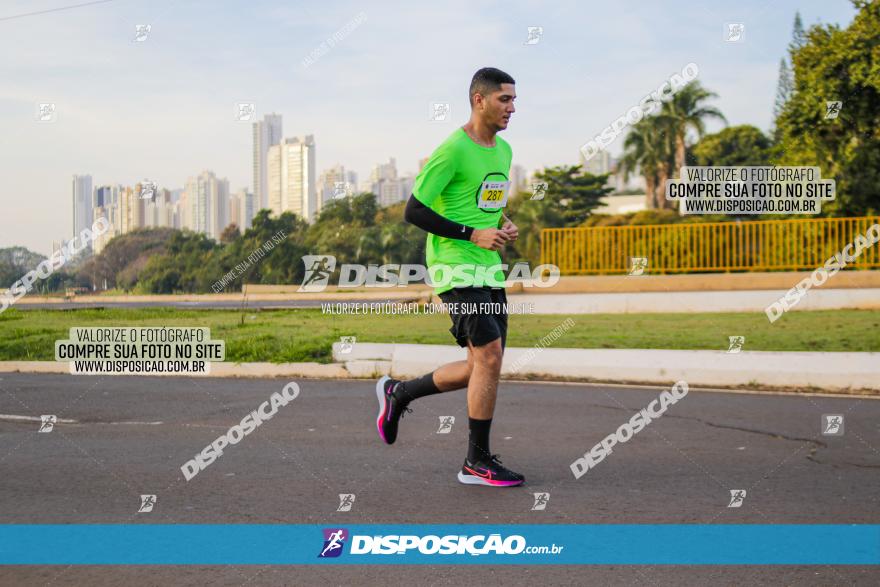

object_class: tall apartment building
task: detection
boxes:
[374,176,414,207]
[90,183,181,255]
[184,170,230,240]
[579,149,613,176]
[229,189,255,230]
[365,158,409,206]
[72,174,93,239]
[510,164,525,196]
[92,184,124,255]
[252,113,283,211]
[143,189,178,229]
[370,158,397,183]
[267,135,318,221]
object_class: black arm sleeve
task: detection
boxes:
[404,194,474,241]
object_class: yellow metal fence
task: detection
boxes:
[540,217,880,275]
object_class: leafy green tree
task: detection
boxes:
[691,125,772,167]
[658,81,727,182]
[789,11,807,54]
[137,231,219,293]
[237,210,307,285]
[0,247,45,270]
[220,223,241,244]
[305,193,379,265]
[772,12,806,138]
[505,166,610,265]
[775,0,880,215]
[531,165,612,225]
[0,261,22,289]
[505,190,565,265]
[773,58,794,124]
[79,228,176,291]
[620,116,675,209]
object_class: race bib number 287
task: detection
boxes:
[478,181,511,209]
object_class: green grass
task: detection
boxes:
[0,307,877,363]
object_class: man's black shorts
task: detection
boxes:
[437,286,507,349]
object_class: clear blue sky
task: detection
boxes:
[0,0,859,255]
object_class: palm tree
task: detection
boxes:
[621,117,673,209]
[660,81,727,180]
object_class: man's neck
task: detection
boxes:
[462,120,497,147]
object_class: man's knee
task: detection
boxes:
[471,338,503,372]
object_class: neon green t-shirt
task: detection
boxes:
[412,128,513,294]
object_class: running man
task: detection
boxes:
[374,67,523,487]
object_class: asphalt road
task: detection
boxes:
[0,374,878,586]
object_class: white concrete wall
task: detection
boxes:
[513,289,880,314]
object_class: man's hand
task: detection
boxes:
[470,228,510,251]
[500,217,518,242]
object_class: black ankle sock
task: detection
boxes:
[467,417,492,463]
[395,372,440,404]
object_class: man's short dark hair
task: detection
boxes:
[469,67,515,107]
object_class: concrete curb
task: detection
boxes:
[2,345,877,393]
[0,361,353,378]
[332,343,879,392]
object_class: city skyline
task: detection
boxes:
[67,147,454,256]
[67,148,646,256]
[1,0,858,255]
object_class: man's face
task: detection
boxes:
[476,83,516,131]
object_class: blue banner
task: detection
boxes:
[0,525,877,565]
